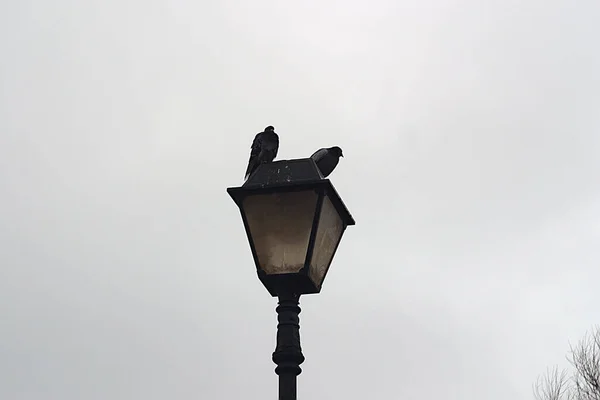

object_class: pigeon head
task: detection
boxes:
[330,146,344,158]
[265,126,275,132]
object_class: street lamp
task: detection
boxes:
[227,157,355,400]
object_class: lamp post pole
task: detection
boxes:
[272,293,305,400]
[227,158,356,400]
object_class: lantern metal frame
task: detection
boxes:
[227,158,355,297]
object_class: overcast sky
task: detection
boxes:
[1,0,600,399]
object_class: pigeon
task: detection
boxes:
[244,126,280,180]
[311,146,344,178]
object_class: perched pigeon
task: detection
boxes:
[244,126,279,180]
[311,146,344,178]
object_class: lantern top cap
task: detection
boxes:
[227,158,355,226]
[243,158,323,188]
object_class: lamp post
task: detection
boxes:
[227,158,355,400]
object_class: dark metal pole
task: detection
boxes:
[272,293,305,400]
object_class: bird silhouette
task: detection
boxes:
[311,146,343,178]
[244,126,279,181]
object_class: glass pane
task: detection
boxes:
[309,195,344,287]
[243,190,318,275]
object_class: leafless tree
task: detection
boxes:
[569,327,600,400]
[533,366,574,400]
[534,326,600,400]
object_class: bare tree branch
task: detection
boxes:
[568,326,600,400]
[534,366,574,400]
[534,326,600,400]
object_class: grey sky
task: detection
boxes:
[1,0,599,399]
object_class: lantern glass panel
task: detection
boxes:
[242,190,318,275]
[308,194,344,287]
